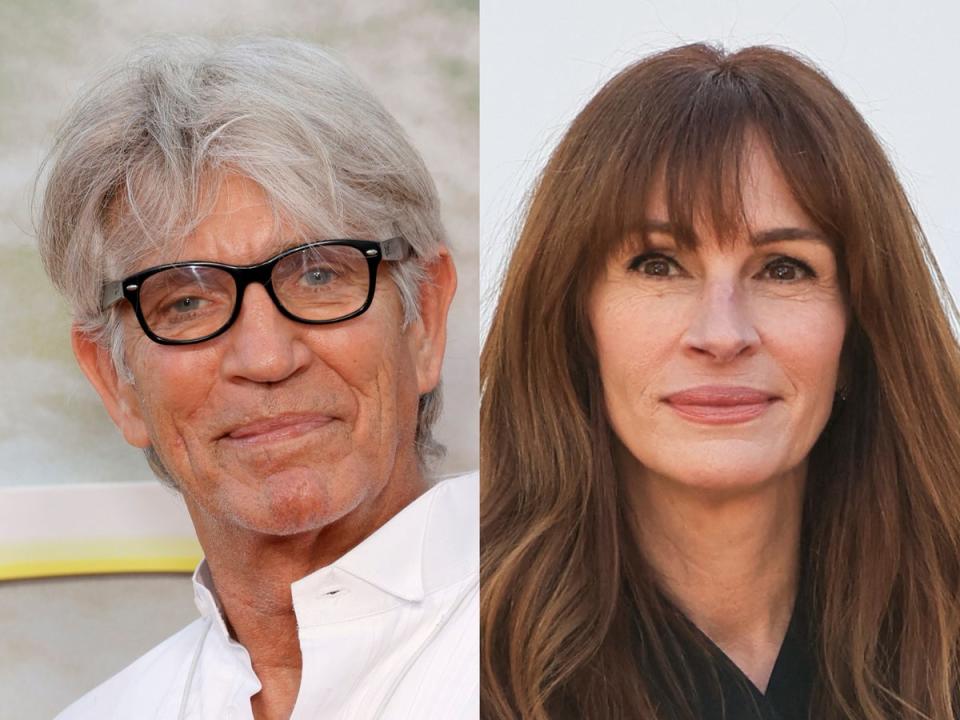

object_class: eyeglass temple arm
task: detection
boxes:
[380,236,412,262]
[101,281,126,310]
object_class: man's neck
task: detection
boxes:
[628,465,805,692]
[186,466,429,720]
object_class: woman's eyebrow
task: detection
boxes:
[751,227,833,248]
[640,220,833,249]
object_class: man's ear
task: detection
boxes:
[410,248,457,395]
[71,327,151,449]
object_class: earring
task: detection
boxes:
[835,384,848,401]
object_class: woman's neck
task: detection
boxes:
[627,463,806,691]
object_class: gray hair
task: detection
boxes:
[36,36,447,482]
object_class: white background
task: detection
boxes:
[480,0,960,333]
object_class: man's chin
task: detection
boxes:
[182,465,369,537]
[222,497,364,539]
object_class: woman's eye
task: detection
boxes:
[760,257,816,282]
[628,253,679,277]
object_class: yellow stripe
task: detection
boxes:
[0,537,202,580]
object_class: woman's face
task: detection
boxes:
[588,138,847,492]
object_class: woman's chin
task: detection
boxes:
[627,447,802,497]
[664,470,782,497]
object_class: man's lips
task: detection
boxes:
[662,386,779,425]
[220,413,335,444]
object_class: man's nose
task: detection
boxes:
[681,279,760,362]
[220,283,311,383]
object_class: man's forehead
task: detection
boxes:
[141,175,342,267]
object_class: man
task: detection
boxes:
[38,37,476,719]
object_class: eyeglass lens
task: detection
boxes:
[137,244,371,341]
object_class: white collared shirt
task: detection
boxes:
[56,472,479,720]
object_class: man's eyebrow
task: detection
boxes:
[641,221,833,248]
[261,237,324,259]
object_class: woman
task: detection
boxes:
[481,43,960,719]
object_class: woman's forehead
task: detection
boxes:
[625,134,828,251]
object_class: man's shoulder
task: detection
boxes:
[55,617,209,720]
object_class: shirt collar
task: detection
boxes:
[192,560,232,638]
[300,472,478,602]
[192,472,478,615]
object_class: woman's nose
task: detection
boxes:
[220,283,312,383]
[681,280,760,362]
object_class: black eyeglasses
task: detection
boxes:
[100,237,411,345]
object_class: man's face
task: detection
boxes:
[79,175,454,538]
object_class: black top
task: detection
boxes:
[651,601,815,720]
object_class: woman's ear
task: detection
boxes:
[71,327,151,448]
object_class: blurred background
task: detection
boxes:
[0,0,476,717]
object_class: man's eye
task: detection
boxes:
[760,258,816,282]
[168,296,207,313]
[301,268,337,287]
[628,253,679,277]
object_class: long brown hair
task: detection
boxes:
[481,43,960,719]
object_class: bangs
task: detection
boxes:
[577,45,846,266]
[621,72,756,253]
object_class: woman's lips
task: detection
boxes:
[663,386,778,425]
[222,413,335,445]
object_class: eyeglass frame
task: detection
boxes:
[100,236,411,346]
